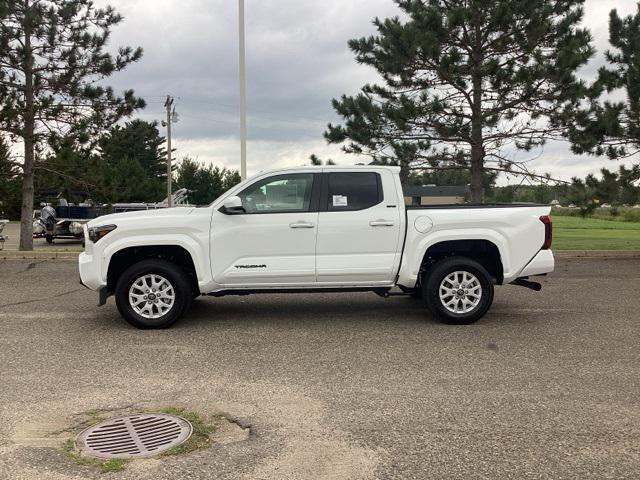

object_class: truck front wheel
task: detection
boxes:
[115,259,192,329]
[423,257,494,325]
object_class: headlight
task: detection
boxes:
[88,224,117,243]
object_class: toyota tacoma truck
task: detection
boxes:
[79,166,554,328]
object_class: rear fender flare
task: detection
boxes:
[400,229,509,286]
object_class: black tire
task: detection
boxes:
[115,259,192,329]
[45,235,54,244]
[423,257,494,325]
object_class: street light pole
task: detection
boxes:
[238,0,247,180]
[164,95,175,207]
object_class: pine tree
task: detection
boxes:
[618,164,640,205]
[34,136,99,204]
[309,154,336,166]
[567,4,640,159]
[310,154,322,166]
[0,136,20,218]
[222,169,242,193]
[325,0,594,201]
[175,157,241,205]
[98,121,167,203]
[0,0,143,249]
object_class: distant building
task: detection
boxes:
[403,185,470,206]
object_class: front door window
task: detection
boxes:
[238,174,314,213]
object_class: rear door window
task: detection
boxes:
[324,172,382,211]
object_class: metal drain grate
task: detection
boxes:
[76,413,192,459]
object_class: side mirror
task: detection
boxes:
[220,196,245,215]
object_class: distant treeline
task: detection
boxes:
[406,166,640,207]
[0,120,240,219]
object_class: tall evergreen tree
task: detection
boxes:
[567,3,640,159]
[618,164,640,205]
[0,136,20,218]
[0,0,143,249]
[34,136,99,204]
[98,120,167,203]
[175,157,241,205]
[325,0,594,201]
[221,169,241,193]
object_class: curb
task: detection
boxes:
[1,250,80,260]
[554,250,640,259]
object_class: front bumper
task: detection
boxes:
[79,251,106,291]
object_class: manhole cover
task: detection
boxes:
[76,413,192,459]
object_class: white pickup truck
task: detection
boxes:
[79,166,554,328]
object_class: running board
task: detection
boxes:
[206,287,398,298]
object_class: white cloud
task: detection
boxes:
[93,0,639,183]
[174,136,368,176]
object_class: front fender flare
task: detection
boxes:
[100,235,209,285]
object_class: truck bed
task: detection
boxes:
[398,204,552,288]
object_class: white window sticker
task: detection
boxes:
[332,195,348,207]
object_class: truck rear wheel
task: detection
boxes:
[423,257,494,325]
[115,259,192,329]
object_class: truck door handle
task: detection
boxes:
[289,221,315,229]
[369,220,395,227]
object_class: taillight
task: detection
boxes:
[540,215,552,249]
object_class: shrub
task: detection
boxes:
[622,209,640,222]
[580,203,597,218]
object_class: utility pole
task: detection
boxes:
[238,0,247,180]
[163,95,177,207]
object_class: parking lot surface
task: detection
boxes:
[0,257,638,479]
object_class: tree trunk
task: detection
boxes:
[470,144,483,203]
[19,133,35,251]
[19,0,34,251]
[399,159,411,184]
[469,13,484,204]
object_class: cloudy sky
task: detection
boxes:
[99,0,639,183]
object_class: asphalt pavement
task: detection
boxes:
[0,257,638,479]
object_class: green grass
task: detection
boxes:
[83,409,107,426]
[62,439,128,474]
[100,458,128,473]
[156,407,218,456]
[552,207,640,222]
[552,215,640,250]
